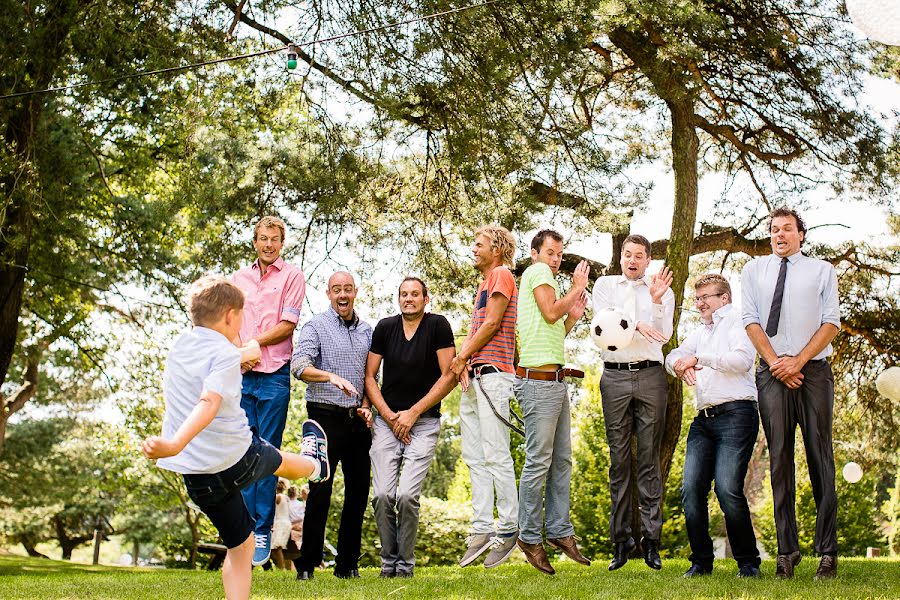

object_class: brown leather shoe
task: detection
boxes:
[547,535,591,566]
[814,554,837,580]
[517,539,555,575]
[775,551,801,579]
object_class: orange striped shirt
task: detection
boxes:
[470,266,518,373]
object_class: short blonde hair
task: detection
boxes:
[187,275,245,327]
[475,225,516,268]
[694,273,731,298]
[254,215,286,241]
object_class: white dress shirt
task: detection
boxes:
[741,251,841,360]
[665,304,757,410]
[592,275,675,363]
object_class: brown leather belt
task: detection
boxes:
[515,366,585,381]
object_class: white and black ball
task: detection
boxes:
[590,307,635,352]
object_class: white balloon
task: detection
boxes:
[842,462,863,484]
[876,366,900,402]
[590,307,635,352]
[846,0,900,46]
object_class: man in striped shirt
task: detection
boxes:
[449,226,521,568]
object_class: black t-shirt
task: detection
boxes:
[370,313,455,417]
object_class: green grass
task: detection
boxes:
[0,554,897,599]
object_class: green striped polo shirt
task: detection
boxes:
[517,262,565,368]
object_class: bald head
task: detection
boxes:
[326,271,358,320]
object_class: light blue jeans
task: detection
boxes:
[515,377,575,545]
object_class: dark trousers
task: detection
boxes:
[599,365,667,542]
[294,403,372,572]
[757,359,838,555]
[682,402,761,569]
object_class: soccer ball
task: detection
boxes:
[590,307,635,352]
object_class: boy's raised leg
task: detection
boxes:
[222,533,254,600]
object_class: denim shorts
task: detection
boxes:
[182,435,283,548]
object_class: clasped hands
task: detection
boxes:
[769,355,805,389]
[672,355,702,386]
[385,409,419,444]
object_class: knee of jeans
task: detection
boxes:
[713,478,744,504]
[397,493,420,511]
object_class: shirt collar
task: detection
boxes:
[193,326,231,343]
[252,256,285,272]
[772,251,803,264]
[328,306,360,329]
[711,303,734,325]
[617,275,647,286]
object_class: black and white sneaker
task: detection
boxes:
[301,419,330,483]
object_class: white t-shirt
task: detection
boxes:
[289,499,306,523]
[157,327,252,474]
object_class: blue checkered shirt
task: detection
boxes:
[291,307,373,408]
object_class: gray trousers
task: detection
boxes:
[370,415,440,573]
[599,365,667,542]
[757,359,838,555]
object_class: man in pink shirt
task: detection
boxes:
[232,215,306,566]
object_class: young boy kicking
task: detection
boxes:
[142,275,329,600]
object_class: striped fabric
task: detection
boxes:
[516,262,565,368]
[470,266,518,373]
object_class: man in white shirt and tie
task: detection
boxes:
[666,274,761,579]
[592,234,674,571]
[742,207,840,580]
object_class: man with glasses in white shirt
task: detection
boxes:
[666,274,761,579]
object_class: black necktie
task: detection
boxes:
[765,257,788,337]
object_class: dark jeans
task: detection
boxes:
[757,359,837,555]
[682,401,760,569]
[294,403,372,572]
[239,364,291,535]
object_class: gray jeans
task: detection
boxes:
[370,415,440,572]
[599,365,667,542]
[515,377,575,545]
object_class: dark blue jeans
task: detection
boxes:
[682,401,761,569]
[239,363,291,536]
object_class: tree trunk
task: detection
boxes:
[23,543,49,559]
[660,98,699,482]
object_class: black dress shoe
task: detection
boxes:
[683,564,712,577]
[608,537,636,571]
[642,539,662,570]
[296,570,314,581]
[738,564,761,578]
[334,568,360,579]
[814,554,837,580]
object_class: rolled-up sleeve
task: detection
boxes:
[291,321,319,378]
[741,261,762,328]
[821,265,841,329]
[280,269,306,324]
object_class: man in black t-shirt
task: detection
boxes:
[364,277,459,578]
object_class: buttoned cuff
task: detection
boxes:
[697,353,717,370]
[652,303,664,318]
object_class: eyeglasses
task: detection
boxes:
[694,293,725,304]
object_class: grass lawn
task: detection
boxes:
[0,554,897,599]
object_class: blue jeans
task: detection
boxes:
[682,401,761,569]
[515,378,574,545]
[239,363,291,535]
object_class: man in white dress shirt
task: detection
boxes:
[742,207,840,580]
[666,274,761,579]
[592,234,674,571]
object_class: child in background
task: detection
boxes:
[271,478,292,569]
[142,275,329,600]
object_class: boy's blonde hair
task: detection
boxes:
[694,273,731,298]
[475,225,516,268]
[187,275,245,327]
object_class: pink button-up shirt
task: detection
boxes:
[233,257,306,373]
